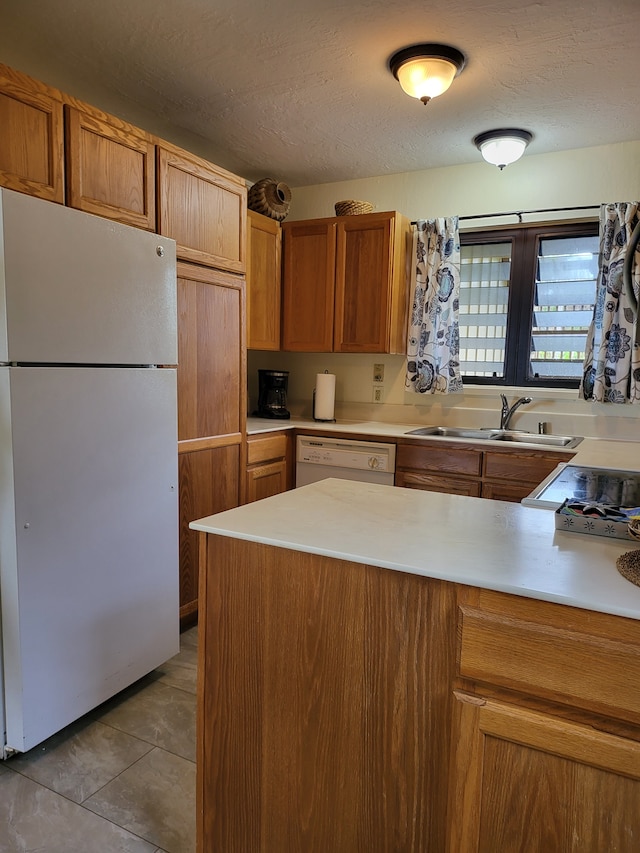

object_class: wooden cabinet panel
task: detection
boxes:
[178,445,241,621]
[177,261,246,443]
[481,480,536,502]
[65,105,155,228]
[483,449,569,482]
[396,470,482,496]
[397,442,483,477]
[157,144,246,273]
[334,215,393,352]
[458,589,640,724]
[198,538,458,852]
[334,213,410,353]
[246,459,288,503]
[247,210,281,350]
[449,692,640,853]
[281,219,336,351]
[246,432,289,466]
[0,63,64,202]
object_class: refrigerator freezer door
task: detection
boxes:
[0,188,177,365]
[0,366,179,753]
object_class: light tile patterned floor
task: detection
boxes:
[0,627,197,853]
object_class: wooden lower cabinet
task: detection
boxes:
[197,540,640,852]
[178,445,241,624]
[245,430,292,503]
[449,692,640,853]
[396,439,571,502]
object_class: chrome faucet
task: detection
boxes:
[499,394,532,430]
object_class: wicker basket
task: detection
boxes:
[248,178,292,221]
[334,199,374,216]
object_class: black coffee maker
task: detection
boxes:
[256,369,291,419]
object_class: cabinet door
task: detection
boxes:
[448,692,640,853]
[176,261,246,443]
[157,144,246,272]
[0,63,64,202]
[281,219,336,351]
[65,105,155,229]
[246,459,288,503]
[247,210,281,350]
[334,214,393,352]
[178,445,241,622]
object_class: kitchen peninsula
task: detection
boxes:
[192,479,640,852]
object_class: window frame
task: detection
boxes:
[459,219,599,389]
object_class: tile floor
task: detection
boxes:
[0,626,198,853]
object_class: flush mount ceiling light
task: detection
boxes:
[389,43,466,105]
[473,129,533,169]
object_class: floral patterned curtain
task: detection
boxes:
[580,202,640,403]
[406,217,462,394]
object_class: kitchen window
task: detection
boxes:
[458,221,599,388]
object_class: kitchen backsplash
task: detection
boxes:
[248,350,640,442]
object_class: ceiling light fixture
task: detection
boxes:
[473,129,533,169]
[388,43,466,105]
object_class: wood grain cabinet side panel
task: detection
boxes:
[157,144,247,273]
[0,63,64,202]
[198,538,458,852]
[64,105,155,229]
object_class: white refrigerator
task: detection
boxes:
[0,188,179,757]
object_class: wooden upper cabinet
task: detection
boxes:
[0,63,64,203]
[281,219,336,351]
[176,261,246,443]
[247,210,281,350]
[334,213,409,353]
[157,143,247,273]
[281,211,411,353]
[64,104,155,229]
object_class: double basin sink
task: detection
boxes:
[404,426,583,449]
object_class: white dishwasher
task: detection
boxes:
[296,435,396,487]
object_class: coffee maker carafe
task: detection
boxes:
[256,369,291,419]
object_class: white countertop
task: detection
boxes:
[191,477,640,621]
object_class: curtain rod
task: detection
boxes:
[411,204,600,225]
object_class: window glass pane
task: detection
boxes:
[459,242,511,378]
[529,234,598,380]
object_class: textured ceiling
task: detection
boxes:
[2,0,639,186]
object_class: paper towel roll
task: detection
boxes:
[314,372,336,421]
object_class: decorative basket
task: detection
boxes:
[334,199,374,216]
[247,178,292,221]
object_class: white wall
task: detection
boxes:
[250,142,640,439]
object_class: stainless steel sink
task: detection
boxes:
[404,426,583,449]
[494,431,583,448]
[404,426,502,440]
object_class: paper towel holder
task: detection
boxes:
[313,370,336,422]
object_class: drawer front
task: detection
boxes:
[458,589,640,723]
[396,471,481,497]
[247,432,289,465]
[483,450,570,483]
[396,443,482,477]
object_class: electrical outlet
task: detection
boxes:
[373,363,384,383]
[372,385,384,403]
